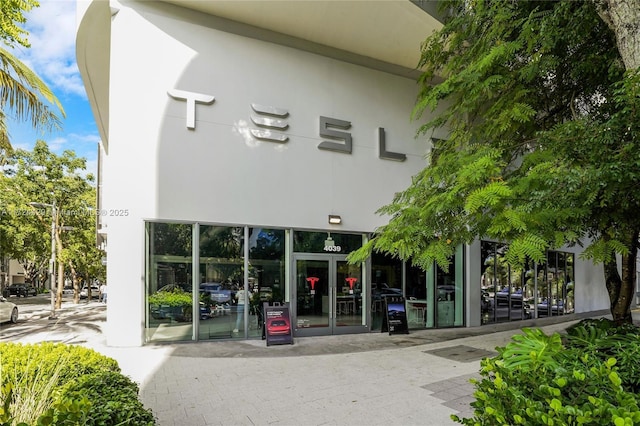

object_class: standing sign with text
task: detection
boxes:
[381,296,409,335]
[264,303,293,346]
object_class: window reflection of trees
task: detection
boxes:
[151,222,192,257]
[249,228,285,305]
[199,225,243,288]
[480,241,574,325]
[149,223,192,293]
[146,222,194,342]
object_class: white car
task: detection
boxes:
[80,285,100,299]
[0,296,18,323]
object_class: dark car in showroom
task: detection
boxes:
[5,283,37,297]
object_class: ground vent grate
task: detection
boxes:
[423,344,497,362]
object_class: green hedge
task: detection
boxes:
[453,321,640,425]
[0,342,155,425]
[58,371,155,425]
[148,288,192,308]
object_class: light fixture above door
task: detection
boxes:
[328,215,342,225]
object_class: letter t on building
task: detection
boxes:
[168,89,215,129]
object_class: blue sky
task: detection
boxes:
[6,0,99,177]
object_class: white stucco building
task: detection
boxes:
[76,0,609,347]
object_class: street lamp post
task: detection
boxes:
[29,201,57,320]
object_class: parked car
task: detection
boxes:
[6,283,37,297]
[80,285,100,299]
[0,296,18,323]
[372,283,403,301]
[495,287,524,308]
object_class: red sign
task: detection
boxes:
[306,277,319,290]
[345,277,357,290]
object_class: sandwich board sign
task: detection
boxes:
[381,296,409,335]
[263,302,293,346]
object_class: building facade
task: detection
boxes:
[1,259,27,287]
[77,0,610,347]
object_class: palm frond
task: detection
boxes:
[0,46,64,135]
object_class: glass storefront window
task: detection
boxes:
[198,225,244,340]
[372,249,464,330]
[566,253,575,313]
[248,228,286,338]
[145,221,473,343]
[432,248,464,328]
[435,259,456,327]
[406,261,427,329]
[537,251,574,317]
[520,258,535,320]
[370,252,402,330]
[481,241,500,324]
[480,240,575,324]
[146,223,288,342]
[146,222,194,342]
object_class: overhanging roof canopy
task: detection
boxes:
[76,0,443,149]
[161,0,443,72]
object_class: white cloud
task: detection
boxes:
[47,135,67,152]
[47,132,100,158]
[13,0,86,98]
[12,142,33,152]
[68,132,101,145]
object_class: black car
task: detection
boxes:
[6,283,37,297]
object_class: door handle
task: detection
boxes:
[330,287,336,319]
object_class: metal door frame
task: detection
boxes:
[292,253,368,337]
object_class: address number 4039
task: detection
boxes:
[323,245,342,252]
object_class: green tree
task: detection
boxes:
[0,170,49,287]
[0,0,39,48]
[61,187,105,303]
[349,0,640,324]
[0,0,64,160]
[1,140,98,307]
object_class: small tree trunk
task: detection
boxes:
[597,0,640,71]
[73,277,80,304]
[55,228,64,309]
[604,231,639,325]
[69,262,79,304]
[56,259,64,309]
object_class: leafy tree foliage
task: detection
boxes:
[0,140,103,305]
[348,0,640,324]
[0,0,38,49]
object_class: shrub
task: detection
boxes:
[566,319,640,392]
[453,327,640,425]
[148,288,191,308]
[0,342,155,425]
[58,371,155,425]
[0,354,73,425]
[149,288,193,322]
[0,342,120,385]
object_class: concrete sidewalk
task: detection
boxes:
[90,317,587,426]
[1,301,613,426]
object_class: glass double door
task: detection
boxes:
[293,254,367,336]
